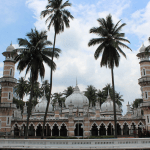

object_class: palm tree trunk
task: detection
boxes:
[25,74,34,139]
[111,67,117,138]
[41,31,56,139]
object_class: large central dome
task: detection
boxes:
[65,85,89,108]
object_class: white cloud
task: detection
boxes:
[23,0,149,115]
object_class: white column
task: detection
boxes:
[106,129,107,136]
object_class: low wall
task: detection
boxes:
[0,138,150,149]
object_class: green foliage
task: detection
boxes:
[52,92,65,107]
[13,97,25,112]
[15,77,28,101]
[132,98,143,108]
[41,80,50,100]
[102,84,124,108]
[85,85,97,106]
[63,86,74,98]
[88,14,131,69]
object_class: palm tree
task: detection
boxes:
[41,0,74,138]
[52,92,64,107]
[84,85,97,106]
[63,86,74,98]
[96,89,105,106]
[15,77,28,101]
[88,14,131,138]
[41,80,50,100]
[115,92,124,109]
[15,28,61,139]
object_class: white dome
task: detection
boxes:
[34,95,53,113]
[101,93,120,112]
[65,85,89,108]
[6,43,15,52]
[139,44,146,53]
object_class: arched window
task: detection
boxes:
[145,92,148,99]
[7,117,9,124]
[8,92,11,100]
[147,116,149,123]
[143,69,146,76]
[10,68,12,76]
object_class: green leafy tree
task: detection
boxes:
[15,77,28,101]
[41,0,74,138]
[41,80,50,100]
[88,14,131,138]
[96,89,105,106]
[52,92,65,107]
[13,97,25,112]
[14,28,60,139]
[63,86,74,98]
[85,85,97,106]
[132,98,143,108]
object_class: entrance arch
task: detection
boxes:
[60,124,67,136]
[74,123,83,136]
[99,124,106,136]
[52,124,59,136]
[107,123,114,135]
[123,123,129,135]
[91,123,98,136]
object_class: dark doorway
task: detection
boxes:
[28,124,35,136]
[45,124,51,136]
[117,123,121,135]
[74,123,83,136]
[99,124,106,136]
[107,123,114,135]
[91,124,98,136]
[36,124,42,136]
[52,124,59,136]
[60,124,67,136]
[131,123,136,135]
[14,124,19,136]
[123,123,129,135]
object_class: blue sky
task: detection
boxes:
[1,0,150,114]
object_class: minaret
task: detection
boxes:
[0,43,17,134]
[137,43,150,130]
[137,44,150,103]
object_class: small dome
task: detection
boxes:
[65,85,89,108]
[6,43,15,52]
[101,92,120,112]
[139,44,146,53]
[34,95,52,113]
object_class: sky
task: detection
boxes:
[1,0,150,114]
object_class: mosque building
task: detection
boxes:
[0,43,149,137]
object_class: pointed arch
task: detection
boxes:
[106,121,114,128]
[60,122,68,130]
[90,122,99,130]
[99,122,107,128]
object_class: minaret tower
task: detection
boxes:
[137,43,150,130]
[137,44,150,103]
[0,43,17,134]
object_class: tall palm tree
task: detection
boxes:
[88,14,131,138]
[15,77,28,101]
[15,28,61,139]
[41,0,74,138]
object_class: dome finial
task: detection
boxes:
[10,41,12,46]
